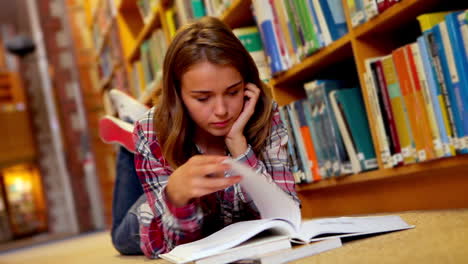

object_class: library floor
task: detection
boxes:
[1,209,467,264]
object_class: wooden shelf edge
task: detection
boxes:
[297,154,468,192]
[273,34,352,85]
[127,8,161,62]
[139,79,162,105]
[221,0,253,29]
[99,64,116,91]
[353,0,440,38]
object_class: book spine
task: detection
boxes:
[303,100,328,178]
[287,104,314,182]
[426,30,459,150]
[252,0,287,74]
[409,43,445,158]
[318,0,348,41]
[294,100,322,181]
[364,59,393,168]
[405,44,436,161]
[329,90,362,174]
[371,60,404,166]
[392,47,425,161]
[381,55,417,164]
[363,0,378,21]
[417,34,455,156]
[293,0,319,53]
[445,13,468,153]
[279,106,305,183]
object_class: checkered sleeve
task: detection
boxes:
[133,109,204,258]
[235,102,300,207]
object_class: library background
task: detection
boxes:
[0,0,468,255]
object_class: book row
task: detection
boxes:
[280,10,468,184]
[364,10,468,169]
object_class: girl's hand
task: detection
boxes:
[166,155,242,207]
[225,83,260,155]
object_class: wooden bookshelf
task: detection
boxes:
[101,0,468,218]
[220,0,254,29]
[273,33,353,86]
[127,7,162,62]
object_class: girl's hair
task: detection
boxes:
[154,16,273,169]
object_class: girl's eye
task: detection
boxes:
[228,90,239,96]
[196,97,209,102]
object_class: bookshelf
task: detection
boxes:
[93,0,468,219]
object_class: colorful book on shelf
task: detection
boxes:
[417,11,451,32]
[304,80,350,177]
[329,89,361,173]
[416,34,455,157]
[369,59,404,166]
[293,100,322,181]
[348,0,366,27]
[252,0,288,74]
[364,58,393,168]
[191,0,206,18]
[445,12,468,153]
[405,44,437,160]
[233,26,271,82]
[159,159,414,264]
[423,30,459,153]
[303,99,330,178]
[330,88,378,172]
[272,0,299,65]
[317,0,348,41]
[308,0,326,47]
[292,0,320,54]
[432,21,466,154]
[284,0,307,59]
[375,0,389,14]
[408,43,445,158]
[380,55,417,164]
[287,104,314,183]
[392,46,435,162]
[279,106,305,183]
[363,0,378,21]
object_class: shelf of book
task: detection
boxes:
[354,0,442,38]
[273,33,353,87]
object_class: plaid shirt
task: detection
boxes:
[133,102,299,259]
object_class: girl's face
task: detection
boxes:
[180,61,245,138]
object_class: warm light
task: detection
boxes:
[3,164,35,202]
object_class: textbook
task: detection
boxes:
[251,237,342,264]
[159,160,413,264]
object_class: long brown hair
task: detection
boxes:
[154,16,273,169]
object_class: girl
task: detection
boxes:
[111,16,299,258]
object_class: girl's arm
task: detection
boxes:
[133,111,203,258]
[234,103,300,206]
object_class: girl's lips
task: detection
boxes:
[211,119,231,127]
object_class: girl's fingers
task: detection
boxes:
[198,163,231,176]
[195,176,242,192]
[188,155,229,166]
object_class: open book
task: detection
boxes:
[159,159,414,263]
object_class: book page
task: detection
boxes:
[160,219,295,263]
[294,215,413,243]
[224,159,302,229]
